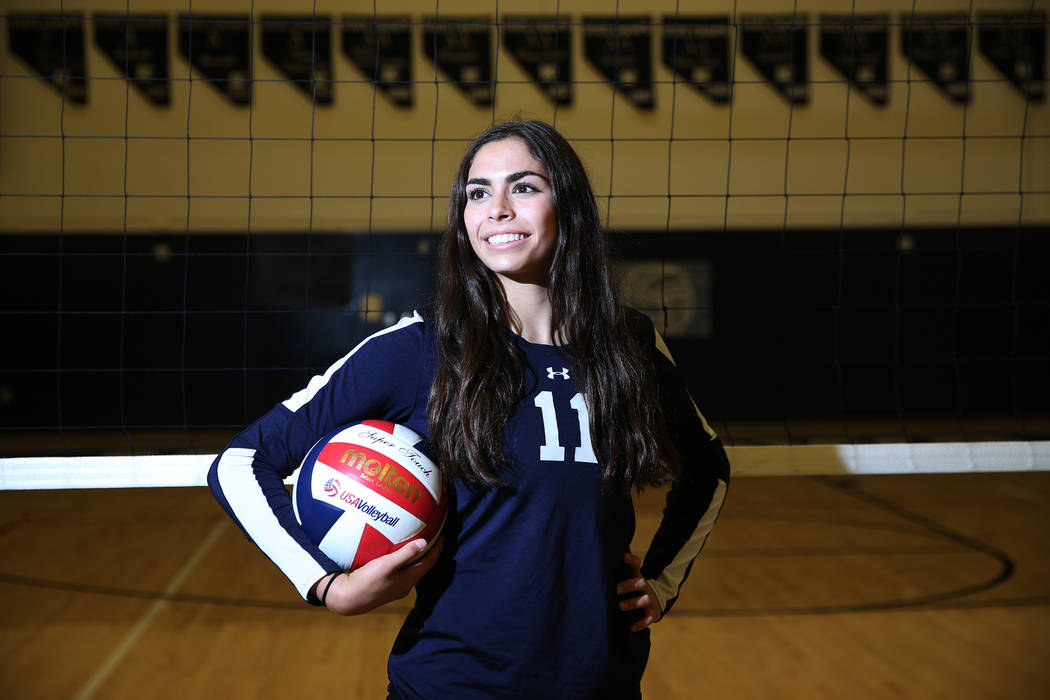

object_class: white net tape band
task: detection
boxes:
[2,441,1048,489]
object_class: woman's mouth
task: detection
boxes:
[485,233,529,246]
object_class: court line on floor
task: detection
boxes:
[795,475,1017,611]
[4,572,1046,619]
[71,518,229,700]
[0,475,1030,622]
[815,474,1016,583]
[669,595,1050,618]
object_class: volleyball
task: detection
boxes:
[292,420,447,572]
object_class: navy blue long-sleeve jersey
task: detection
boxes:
[208,310,730,699]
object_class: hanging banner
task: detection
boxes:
[260,15,332,104]
[95,15,170,106]
[819,14,889,106]
[740,14,809,105]
[177,14,252,105]
[978,11,1045,102]
[343,15,413,108]
[423,16,493,107]
[7,13,87,103]
[502,16,572,105]
[900,13,970,104]
[661,16,731,104]
[583,16,655,110]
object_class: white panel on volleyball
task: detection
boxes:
[317,514,368,571]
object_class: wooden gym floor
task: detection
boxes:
[1,471,1047,699]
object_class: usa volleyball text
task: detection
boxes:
[330,487,401,528]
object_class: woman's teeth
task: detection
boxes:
[487,233,526,245]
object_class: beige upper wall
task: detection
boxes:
[1,0,1046,232]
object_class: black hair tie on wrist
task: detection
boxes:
[320,573,339,608]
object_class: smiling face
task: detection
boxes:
[462,137,558,287]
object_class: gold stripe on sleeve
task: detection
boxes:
[649,478,728,611]
[652,327,717,440]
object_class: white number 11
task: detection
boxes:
[533,391,598,463]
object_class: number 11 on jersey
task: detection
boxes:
[533,391,599,464]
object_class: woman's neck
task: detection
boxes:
[500,277,556,345]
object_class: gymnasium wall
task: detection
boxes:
[1,0,1046,232]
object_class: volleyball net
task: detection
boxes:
[1,3,1048,487]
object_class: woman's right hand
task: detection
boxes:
[313,536,444,616]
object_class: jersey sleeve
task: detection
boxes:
[207,312,428,603]
[630,310,731,615]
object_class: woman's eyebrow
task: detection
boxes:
[507,170,548,183]
[467,170,548,187]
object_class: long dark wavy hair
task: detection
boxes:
[427,120,678,492]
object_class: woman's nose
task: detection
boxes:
[488,191,513,220]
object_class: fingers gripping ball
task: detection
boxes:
[293,420,448,572]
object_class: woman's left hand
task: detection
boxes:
[617,552,663,632]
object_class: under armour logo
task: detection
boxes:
[547,367,570,380]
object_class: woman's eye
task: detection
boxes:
[513,182,538,194]
[466,189,487,201]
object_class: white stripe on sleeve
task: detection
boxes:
[214,447,328,600]
[282,311,424,413]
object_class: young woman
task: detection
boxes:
[208,120,730,699]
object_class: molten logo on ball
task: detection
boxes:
[338,448,422,504]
